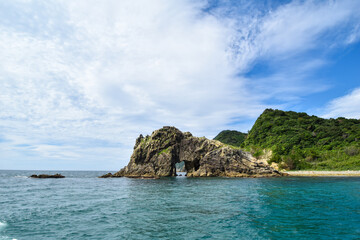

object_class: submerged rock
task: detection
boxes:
[30,174,65,178]
[102,126,284,178]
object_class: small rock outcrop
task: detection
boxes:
[98,172,114,178]
[102,126,284,178]
[30,174,65,178]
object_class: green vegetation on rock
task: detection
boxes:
[158,147,170,155]
[216,109,360,170]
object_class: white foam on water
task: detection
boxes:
[0,237,15,240]
[13,175,27,179]
[0,222,6,229]
[0,222,15,240]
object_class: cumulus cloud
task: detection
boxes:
[322,88,360,119]
[0,0,360,169]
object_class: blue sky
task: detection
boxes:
[0,0,359,170]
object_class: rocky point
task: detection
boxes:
[100,126,284,178]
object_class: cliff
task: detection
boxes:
[101,126,283,178]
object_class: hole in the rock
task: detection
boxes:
[175,161,186,176]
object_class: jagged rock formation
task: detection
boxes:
[101,126,284,178]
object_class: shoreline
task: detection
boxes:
[284,170,360,176]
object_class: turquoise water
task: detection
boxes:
[0,170,359,240]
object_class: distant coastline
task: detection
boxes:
[285,170,360,176]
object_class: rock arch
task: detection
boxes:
[102,126,283,178]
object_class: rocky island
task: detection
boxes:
[101,126,283,178]
[30,174,65,178]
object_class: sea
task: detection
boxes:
[0,170,359,240]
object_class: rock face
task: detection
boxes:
[103,126,283,178]
[30,174,65,178]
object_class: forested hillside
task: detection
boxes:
[214,130,247,147]
[216,109,360,170]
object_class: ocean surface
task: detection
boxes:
[0,170,359,240]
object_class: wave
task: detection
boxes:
[0,237,16,240]
[0,221,7,229]
[0,222,16,240]
[13,175,28,179]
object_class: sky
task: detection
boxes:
[0,0,360,170]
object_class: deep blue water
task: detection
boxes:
[0,170,359,240]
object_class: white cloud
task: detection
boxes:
[346,24,360,44]
[223,0,360,71]
[322,88,360,119]
[1,0,260,169]
[1,0,360,169]
[259,1,359,55]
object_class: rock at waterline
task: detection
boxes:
[98,173,114,178]
[101,126,285,178]
[30,174,65,178]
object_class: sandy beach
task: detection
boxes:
[285,171,360,176]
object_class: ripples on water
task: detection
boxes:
[0,170,359,240]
